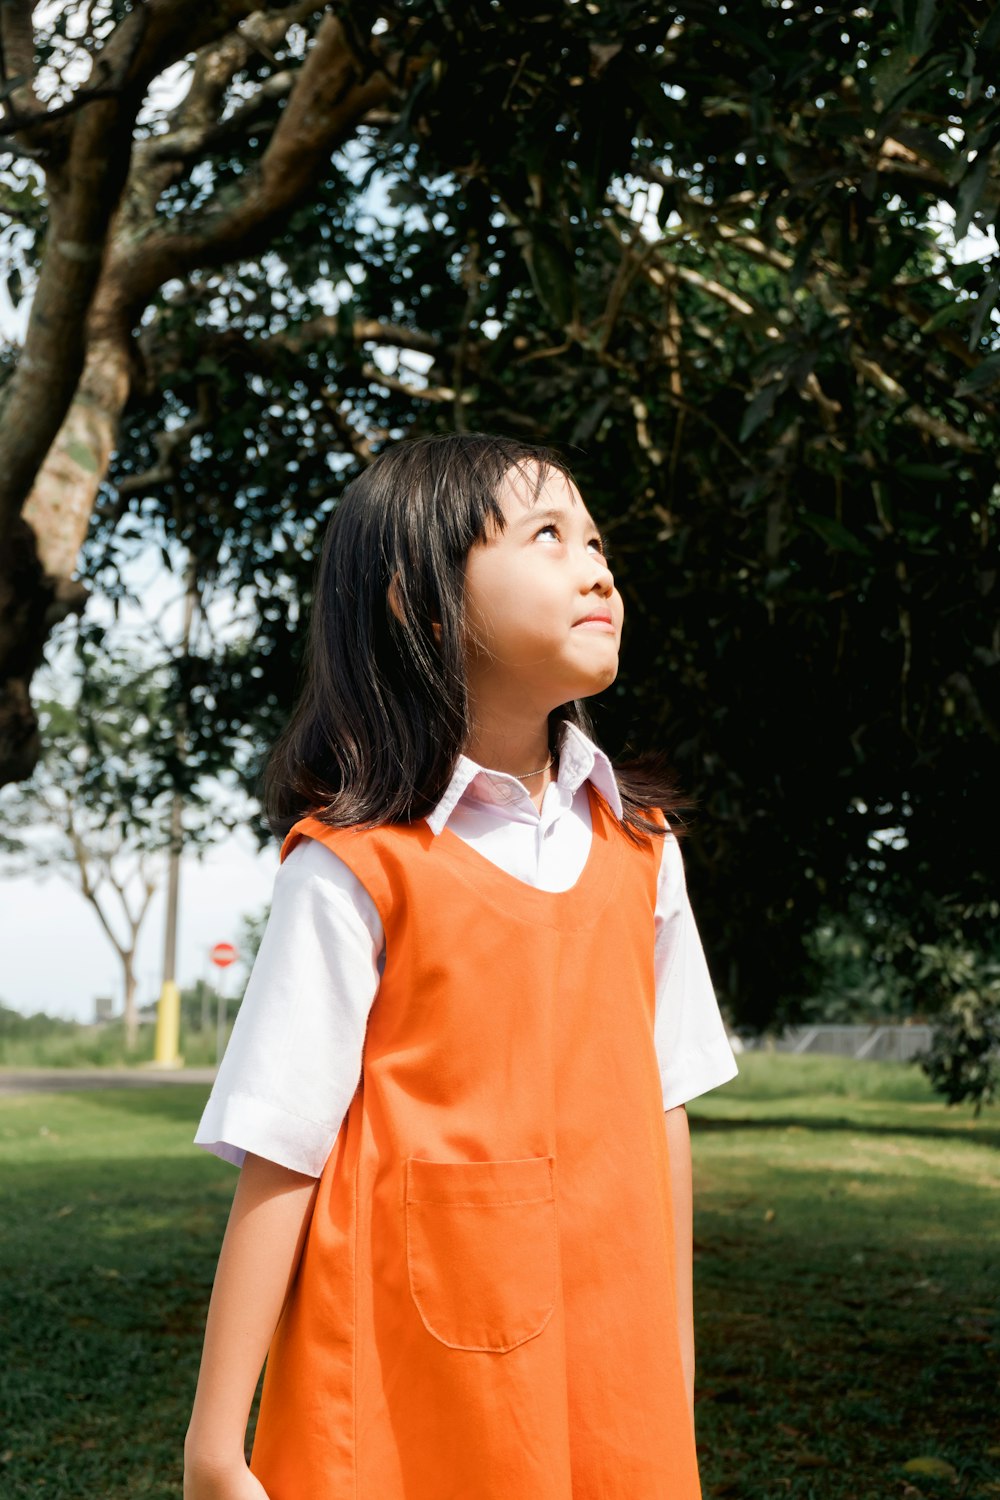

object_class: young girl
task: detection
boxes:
[184,432,738,1500]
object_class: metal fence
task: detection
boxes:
[741,1023,936,1063]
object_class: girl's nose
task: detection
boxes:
[586,558,614,595]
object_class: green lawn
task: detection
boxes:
[690,1055,999,1500]
[0,1054,996,1499]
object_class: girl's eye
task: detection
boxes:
[534,524,609,560]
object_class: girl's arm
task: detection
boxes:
[664,1104,695,1426]
[184,1152,320,1498]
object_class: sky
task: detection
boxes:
[3,820,275,1021]
[0,551,279,1022]
[1,44,996,1025]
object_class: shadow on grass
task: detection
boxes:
[3,1073,997,1500]
[691,1113,1000,1149]
[1,1179,236,1499]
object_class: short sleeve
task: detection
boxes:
[653,832,739,1109]
[193,838,384,1176]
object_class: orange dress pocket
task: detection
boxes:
[405,1155,558,1353]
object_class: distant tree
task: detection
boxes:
[235,904,267,983]
[0,629,219,1047]
[917,939,1000,1114]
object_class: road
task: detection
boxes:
[0,1067,217,1095]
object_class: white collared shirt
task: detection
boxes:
[194,721,739,1176]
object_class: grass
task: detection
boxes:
[0,1054,996,1499]
[689,1054,999,1500]
[0,1016,233,1069]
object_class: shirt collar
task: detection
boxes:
[425,719,624,835]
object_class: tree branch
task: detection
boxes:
[132,0,320,182]
[138,313,440,389]
[0,0,46,137]
[0,0,270,544]
[607,213,842,428]
[360,361,470,404]
[54,792,129,960]
[116,383,216,496]
[110,17,421,323]
[318,385,378,465]
[141,67,297,166]
[849,352,982,453]
[612,209,986,458]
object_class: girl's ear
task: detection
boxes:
[388,571,442,640]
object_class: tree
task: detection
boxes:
[4,3,998,786]
[0,0,411,781]
[0,628,221,1046]
[2,2,998,1034]
[920,968,1000,1114]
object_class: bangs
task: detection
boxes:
[435,444,575,561]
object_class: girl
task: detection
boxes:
[184,432,738,1500]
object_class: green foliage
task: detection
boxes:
[0,1004,229,1069]
[919,957,1000,1112]
[0,1011,147,1068]
[0,1001,79,1044]
[0,622,237,876]
[809,887,1000,1110]
[235,904,267,980]
[0,1002,83,1062]
[800,914,909,1023]
[2,1,992,1044]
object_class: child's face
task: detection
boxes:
[462,463,623,713]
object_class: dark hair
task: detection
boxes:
[263,432,691,845]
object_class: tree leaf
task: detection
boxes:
[969,268,1000,348]
[954,152,991,242]
[955,352,1000,397]
[910,0,939,56]
[799,513,873,558]
[902,1456,958,1481]
[977,5,1000,56]
[739,381,781,442]
[524,230,575,328]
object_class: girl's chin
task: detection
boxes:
[566,666,620,699]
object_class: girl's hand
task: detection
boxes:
[183,1453,270,1500]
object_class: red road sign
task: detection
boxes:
[210,942,238,968]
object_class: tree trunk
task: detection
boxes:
[20,337,132,581]
[0,336,131,786]
[122,950,139,1053]
[0,522,64,783]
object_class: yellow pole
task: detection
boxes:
[152,557,197,1070]
[154,979,181,1066]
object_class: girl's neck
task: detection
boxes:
[463,723,554,781]
[463,718,559,813]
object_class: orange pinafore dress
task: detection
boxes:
[250,784,701,1500]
